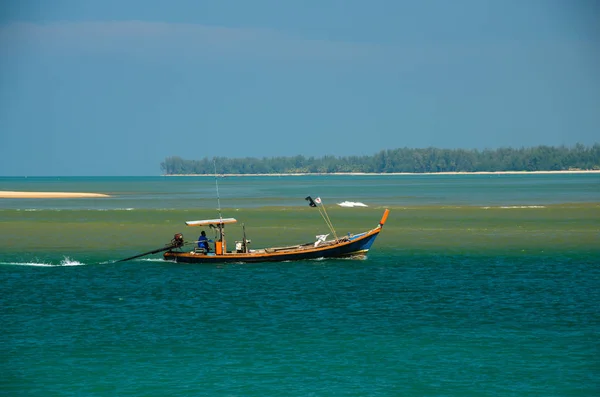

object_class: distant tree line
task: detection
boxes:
[161,144,600,175]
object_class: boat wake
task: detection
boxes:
[102,257,165,264]
[140,258,166,262]
[0,256,87,267]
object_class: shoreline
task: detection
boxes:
[164,170,600,177]
[0,191,111,199]
[1,171,597,198]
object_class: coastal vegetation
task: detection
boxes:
[161,144,600,175]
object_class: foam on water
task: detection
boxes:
[59,257,86,266]
[481,205,546,209]
[338,201,368,207]
[500,205,546,209]
[1,261,55,267]
[140,257,167,262]
[0,256,87,267]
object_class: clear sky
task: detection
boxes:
[1,0,598,176]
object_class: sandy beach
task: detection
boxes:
[0,191,111,199]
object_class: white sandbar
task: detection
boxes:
[0,191,111,198]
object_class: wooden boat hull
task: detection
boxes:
[163,226,382,264]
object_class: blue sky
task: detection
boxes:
[1,0,598,176]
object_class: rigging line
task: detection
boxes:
[313,199,335,236]
[318,200,339,241]
[320,208,337,241]
[316,206,332,234]
[321,207,338,241]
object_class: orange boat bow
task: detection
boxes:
[379,209,390,226]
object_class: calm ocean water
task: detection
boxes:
[1,174,599,396]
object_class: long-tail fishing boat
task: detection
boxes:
[118,197,389,264]
[115,162,388,264]
[165,204,388,264]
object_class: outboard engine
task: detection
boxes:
[171,233,184,248]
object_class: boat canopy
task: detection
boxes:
[185,217,238,227]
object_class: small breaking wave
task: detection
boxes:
[337,201,368,207]
[59,257,86,266]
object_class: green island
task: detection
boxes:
[161,144,600,175]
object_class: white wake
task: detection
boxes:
[1,256,87,267]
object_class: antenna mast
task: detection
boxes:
[213,158,223,223]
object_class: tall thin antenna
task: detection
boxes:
[213,158,223,222]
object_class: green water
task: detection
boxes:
[1,175,599,395]
[2,204,598,260]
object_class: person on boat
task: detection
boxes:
[198,231,212,252]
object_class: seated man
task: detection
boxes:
[197,231,212,252]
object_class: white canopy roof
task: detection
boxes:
[185,217,237,227]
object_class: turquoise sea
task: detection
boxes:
[1,174,599,396]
